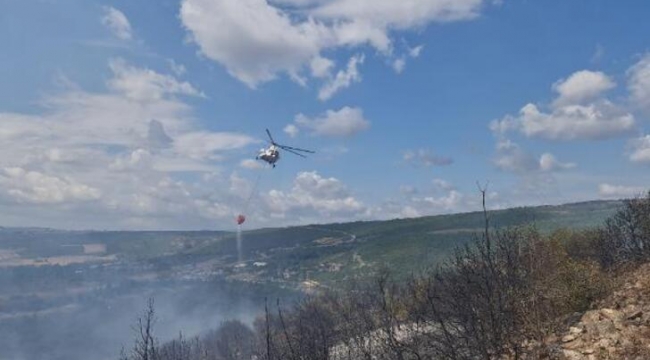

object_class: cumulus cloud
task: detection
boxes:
[168,59,188,76]
[240,159,265,169]
[493,139,574,173]
[628,54,650,111]
[265,171,365,219]
[492,101,635,141]
[310,56,335,78]
[108,58,204,101]
[538,153,576,172]
[629,135,650,163]
[372,181,475,220]
[109,149,153,172]
[284,124,300,138]
[174,132,255,161]
[293,106,370,137]
[491,69,635,141]
[421,190,463,210]
[552,70,615,106]
[180,0,487,93]
[180,0,332,88]
[493,139,538,173]
[598,183,646,199]
[432,178,454,191]
[313,0,483,29]
[403,149,453,167]
[101,6,133,40]
[393,44,424,74]
[0,167,101,204]
[0,60,260,229]
[318,54,364,100]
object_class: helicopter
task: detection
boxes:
[256,129,314,167]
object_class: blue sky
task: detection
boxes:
[1,0,650,230]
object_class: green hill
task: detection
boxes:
[0,200,623,289]
[176,199,622,287]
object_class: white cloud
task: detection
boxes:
[168,59,187,76]
[403,149,453,167]
[293,106,370,137]
[493,140,574,173]
[628,54,650,111]
[180,0,332,88]
[310,56,335,78]
[1,167,101,204]
[421,190,463,210]
[284,124,300,138]
[108,58,204,101]
[180,0,486,93]
[372,181,474,220]
[265,171,365,219]
[552,70,615,106]
[629,135,650,163]
[493,139,537,173]
[393,44,424,74]
[240,159,265,169]
[101,6,133,40]
[432,178,454,191]
[0,60,260,229]
[109,149,153,172]
[409,45,424,58]
[539,153,576,172]
[598,183,646,199]
[318,54,364,101]
[492,102,635,141]
[492,69,635,141]
[392,58,406,74]
[269,0,328,6]
[314,0,483,29]
[174,132,255,161]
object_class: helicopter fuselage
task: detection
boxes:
[256,145,280,166]
[255,129,314,168]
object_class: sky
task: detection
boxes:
[1,0,650,230]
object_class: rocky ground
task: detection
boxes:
[545,263,650,360]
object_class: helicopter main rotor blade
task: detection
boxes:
[282,147,307,158]
[278,144,315,153]
[266,129,276,145]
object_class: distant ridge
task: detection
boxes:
[0,199,625,233]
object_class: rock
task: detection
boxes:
[562,349,586,360]
[627,309,643,320]
[585,320,616,337]
[600,308,622,321]
[569,326,582,335]
[581,348,594,355]
[546,334,559,344]
[614,321,624,331]
[581,310,601,323]
[597,338,611,349]
[563,340,584,350]
[562,334,578,343]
